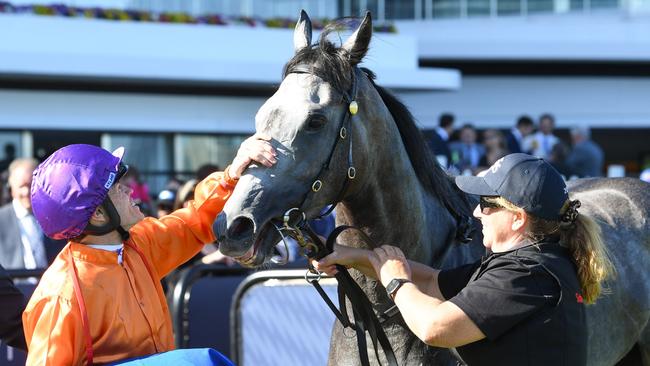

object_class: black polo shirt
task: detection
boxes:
[438,241,587,366]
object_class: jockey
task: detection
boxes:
[23,136,276,365]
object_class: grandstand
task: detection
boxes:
[0,2,648,363]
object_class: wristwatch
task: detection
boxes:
[386,278,412,301]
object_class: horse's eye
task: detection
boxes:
[306,114,327,131]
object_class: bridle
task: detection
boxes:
[268,64,400,366]
[291,63,360,221]
[268,63,360,263]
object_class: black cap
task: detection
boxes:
[455,153,568,220]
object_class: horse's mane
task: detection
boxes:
[283,24,471,217]
[365,71,471,217]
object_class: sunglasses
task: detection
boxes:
[479,196,502,213]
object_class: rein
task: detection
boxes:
[274,65,400,366]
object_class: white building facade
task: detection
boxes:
[0,0,648,191]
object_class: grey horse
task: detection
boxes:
[215,11,650,366]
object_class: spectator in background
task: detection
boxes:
[429,113,455,168]
[547,142,572,179]
[478,129,509,171]
[0,143,17,205]
[523,113,559,159]
[173,179,234,265]
[164,176,184,193]
[174,179,197,211]
[0,158,65,270]
[156,189,176,218]
[0,143,17,174]
[0,263,27,350]
[122,165,153,216]
[640,168,650,183]
[450,124,485,174]
[196,163,221,181]
[506,116,535,154]
[565,126,604,178]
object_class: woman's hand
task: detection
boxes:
[369,245,412,287]
[229,134,277,179]
[311,244,375,277]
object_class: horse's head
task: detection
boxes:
[215,11,377,267]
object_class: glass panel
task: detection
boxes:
[0,132,22,164]
[498,0,521,14]
[250,0,339,19]
[104,133,173,204]
[591,0,618,9]
[468,0,491,16]
[433,0,462,18]
[176,134,247,179]
[385,0,417,19]
[570,0,585,10]
[527,0,554,13]
[0,131,23,205]
[351,0,374,16]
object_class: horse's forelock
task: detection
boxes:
[283,25,354,94]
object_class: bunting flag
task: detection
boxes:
[0,2,397,33]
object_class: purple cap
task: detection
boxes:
[31,144,125,240]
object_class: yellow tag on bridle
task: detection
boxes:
[349,101,359,115]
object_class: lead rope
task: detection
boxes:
[307,225,399,366]
[68,240,160,365]
[67,248,94,366]
[276,210,399,366]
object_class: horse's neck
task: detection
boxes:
[336,156,456,266]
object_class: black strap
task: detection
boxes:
[304,226,399,366]
[82,197,130,241]
[308,277,354,329]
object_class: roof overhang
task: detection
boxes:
[0,14,460,91]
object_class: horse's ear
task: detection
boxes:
[293,10,312,53]
[341,12,372,66]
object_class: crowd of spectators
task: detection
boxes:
[0,115,636,281]
[429,113,607,180]
[0,120,643,357]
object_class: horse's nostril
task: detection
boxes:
[228,216,254,241]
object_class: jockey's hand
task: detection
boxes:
[369,245,412,288]
[201,249,236,266]
[311,244,374,277]
[230,134,277,178]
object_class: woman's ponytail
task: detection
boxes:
[558,204,615,304]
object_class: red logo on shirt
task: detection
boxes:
[575,293,584,303]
